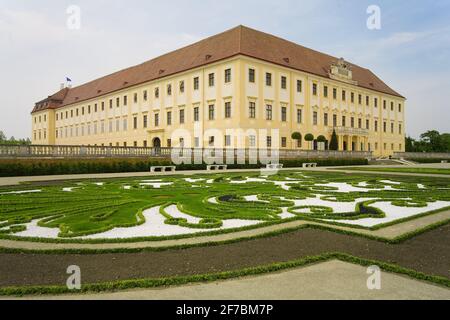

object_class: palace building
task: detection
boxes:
[31,25,405,157]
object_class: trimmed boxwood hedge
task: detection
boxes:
[0,157,368,177]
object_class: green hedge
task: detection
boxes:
[0,158,368,177]
[406,158,450,163]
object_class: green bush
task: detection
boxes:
[0,157,368,177]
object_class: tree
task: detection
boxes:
[420,130,442,152]
[405,136,415,152]
[0,130,6,142]
[304,133,314,150]
[291,132,302,148]
[329,129,338,150]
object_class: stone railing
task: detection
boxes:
[393,152,450,159]
[0,144,372,160]
[329,126,369,136]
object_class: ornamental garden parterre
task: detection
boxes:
[1,171,449,241]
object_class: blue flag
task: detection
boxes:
[66,77,72,82]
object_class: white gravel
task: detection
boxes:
[330,200,450,227]
[139,182,173,188]
[0,189,42,195]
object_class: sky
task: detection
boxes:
[0,0,449,139]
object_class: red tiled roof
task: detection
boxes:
[32,25,404,113]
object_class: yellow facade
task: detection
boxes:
[31,55,405,157]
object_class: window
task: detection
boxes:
[179,138,184,148]
[312,83,317,96]
[179,81,185,93]
[133,141,137,147]
[374,98,378,108]
[297,80,302,93]
[88,105,91,114]
[333,114,337,126]
[249,135,256,147]
[208,136,215,147]
[179,109,185,124]
[383,121,387,132]
[281,76,287,89]
[208,105,215,120]
[81,107,84,115]
[225,68,232,83]
[249,102,256,118]
[208,73,215,87]
[133,116,137,129]
[116,119,120,131]
[155,87,159,98]
[56,114,59,121]
[266,105,272,120]
[101,121,105,133]
[266,136,272,148]
[122,119,127,131]
[342,90,346,101]
[167,84,172,96]
[351,117,354,128]
[383,100,386,109]
[351,92,354,103]
[399,123,402,134]
[94,104,97,113]
[358,94,362,104]
[398,104,402,112]
[324,113,328,126]
[281,137,287,148]
[167,111,172,125]
[333,88,337,99]
[143,115,148,128]
[313,111,318,125]
[375,120,378,132]
[194,107,199,121]
[134,93,138,103]
[154,113,159,126]
[194,137,200,148]
[391,122,394,133]
[342,116,346,127]
[366,96,369,106]
[143,90,148,101]
[193,77,199,90]
[225,135,231,147]
[143,140,147,147]
[109,99,113,109]
[224,102,231,118]
[358,118,362,128]
[123,95,127,106]
[116,97,120,107]
[248,68,255,83]
[390,101,394,111]
[296,109,302,123]
[323,86,328,98]
[366,119,370,130]
[281,106,287,122]
[265,73,272,86]
[167,139,172,148]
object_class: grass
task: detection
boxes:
[337,167,450,175]
[0,170,449,240]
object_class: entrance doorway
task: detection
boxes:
[152,137,161,148]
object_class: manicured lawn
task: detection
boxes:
[339,167,450,175]
[1,171,449,239]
